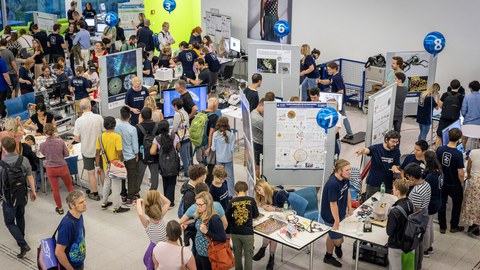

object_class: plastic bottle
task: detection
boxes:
[364,216,372,232]
[283,201,288,212]
[380,182,385,197]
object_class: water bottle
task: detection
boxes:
[283,201,288,212]
[380,182,385,197]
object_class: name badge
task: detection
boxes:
[141,91,145,95]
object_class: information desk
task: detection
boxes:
[336,192,397,270]
[253,209,330,270]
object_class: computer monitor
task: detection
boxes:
[229,37,241,53]
[442,119,462,146]
[50,80,70,99]
[162,85,208,118]
[96,23,107,33]
[85,18,96,28]
[274,97,283,102]
[319,92,343,111]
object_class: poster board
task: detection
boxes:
[240,93,257,196]
[205,11,231,43]
[248,43,301,100]
[33,12,58,33]
[365,83,397,147]
[263,102,336,186]
[385,51,437,116]
[98,48,143,118]
[118,3,145,40]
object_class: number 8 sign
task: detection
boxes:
[274,20,291,39]
[316,107,339,133]
[423,31,446,56]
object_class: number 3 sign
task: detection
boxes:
[163,0,176,13]
[316,107,339,133]
[424,31,446,56]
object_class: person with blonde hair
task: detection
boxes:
[18,58,34,94]
[39,123,74,215]
[192,191,226,270]
[136,190,171,269]
[300,44,320,101]
[212,117,235,196]
[0,116,24,155]
[140,95,164,123]
[125,76,149,125]
[157,45,176,68]
[159,22,175,50]
[131,13,146,31]
[417,83,440,141]
[253,179,289,269]
[30,38,47,79]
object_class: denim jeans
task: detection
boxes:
[339,105,354,136]
[301,77,318,101]
[2,202,27,247]
[179,140,192,178]
[217,161,235,197]
[418,123,431,141]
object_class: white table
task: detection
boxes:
[253,210,330,270]
[336,192,397,270]
[218,57,233,65]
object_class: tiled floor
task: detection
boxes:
[1,106,479,269]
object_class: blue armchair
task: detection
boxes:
[5,92,35,120]
[293,187,319,221]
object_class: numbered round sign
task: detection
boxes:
[163,0,176,13]
[316,107,339,133]
[423,31,446,56]
[105,12,118,27]
[274,20,291,39]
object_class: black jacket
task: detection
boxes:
[386,198,414,249]
[180,181,196,212]
[137,26,154,52]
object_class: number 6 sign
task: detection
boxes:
[316,107,339,133]
[423,31,446,56]
[274,20,291,39]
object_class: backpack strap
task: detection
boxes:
[14,156,24,169]
[0,160,10,170]
[137,123,148,136]
[152,122,159,135]
[395,205,408,219]
[98,133,110,166]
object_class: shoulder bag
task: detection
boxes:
[205,215,234,270]
[99,133,127,179]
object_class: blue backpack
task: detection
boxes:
[177,198,185,218]
[152,33,160,52]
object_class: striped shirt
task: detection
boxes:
[409,181,431,210]
[146,219,167,244]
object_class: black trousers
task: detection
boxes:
[162,175,177,204]
[196,254,212,270]
[438,184,463,229]
[124,158,138,199]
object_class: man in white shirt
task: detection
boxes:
[158,22,175,50]
[17,29,34,49]
[74,99,104,200]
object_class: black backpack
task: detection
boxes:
[157,135,180,177]
[138,123,159,163]
[441,92,461,121]
[396,206,429,253]
[0,157,28,207]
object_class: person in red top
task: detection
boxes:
[90,41,108,72]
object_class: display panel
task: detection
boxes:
[162,85,208,118]
[442,119,462,146]
[230,37,241,53]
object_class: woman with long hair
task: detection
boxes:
[23,102,56,134]
[132,13,146,31]
[82,2,97,19]
[150,120,180,204]
[212,117,235,196]
[139,96,164,123]
[136,190,171,270]
[461,148,480,237]
[260,0,279,42]
[0,117,25,156]
[192,191,226,270]
[202,35,216,54]
[300,44,320,101]
[157,45,176,68]
[38,123,74,215]
[90,41,108,72]
[153,220,197,269]
[189,27,203,45]
[417,83,440,141]
[253,179,289,268]
[30,38,46,79]
[423,151,443,256]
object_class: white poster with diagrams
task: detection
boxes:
[205,11,231,43]
[275,103,327,170]
[118,3,145,39]
[367,83,397,146]
[33,12,58,33]
[256,49,292,75]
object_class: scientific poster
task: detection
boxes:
[275,103,327,170]
[371,86,394,145]
[205,12,231,43]
[106,50,138,109]
[256,49,292,75]
[240,93,256,196]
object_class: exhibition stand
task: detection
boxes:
[239,93,256,195]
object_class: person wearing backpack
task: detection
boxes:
[387,179,414,270]
[435,80,464,147]
[171,98,192,181]
[55,190,87,270]
[136,107,161,191]
[150,120,181,204]
[0,136,37,258]
[404,163,431,269]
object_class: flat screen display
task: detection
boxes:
[162,85,208,118]
[442,119,462,146]
[319,92,343,111]
[85,18,95,27]
[229,37,241,53]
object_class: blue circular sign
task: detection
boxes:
[163,0,176,13]
[105,12,118,27]
[423,31,446,56]
[274,20,291,39]
[316,107,339,133]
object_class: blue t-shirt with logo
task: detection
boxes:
[205,53,221,73]
[436,146,464,187]
[57,212,86,268]
[70,76,91,99]
[178,50,198,72]
[400,154,425,170]
[301,55,319,79]
[321,175,350,224]
[366,144,400,189]
[330,73,346,104]
[417,96,438,125]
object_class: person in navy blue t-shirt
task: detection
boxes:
[210,166,230,210]
[317,61,354,139]
[299,44,320,101]
[201,47,221,89]
[355,130,401,199]
[435,128,465,233]
[177,41,198,80]
[417,83,440,141]
[55,190,87,270]
[321,159,353,267]
[125,76,149,125]
[400,140,428,178]
[70,66,92,116]
[423,150,443,254]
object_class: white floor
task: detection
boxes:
[1,106,479,270]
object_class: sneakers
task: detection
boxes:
[450,226,464,233]
[55,208,64,215]
[17,244,31,258]
[427,247,434,254]
[88,193,100,201]
[121,196,127,204]
[323,254,342,267]
[334,245,343,258]
[343,134,354,140]
[440,228,446,234]
[124,199,136,206]
[113,206,130,213]
[266,254,275,270]
[252,246,266,261]
[423,250,430,258]
[101,202,113,209]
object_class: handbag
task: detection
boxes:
[37,216,75,270]
[98,133,127,179]
[206,236,234,270]
[401,251,415,270]
[180,246,188,270]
